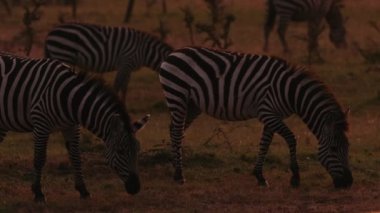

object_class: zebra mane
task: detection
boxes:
[280,58,349,132]
[57,22,174,49]
[73,71,134,132]
[139,28,171,45]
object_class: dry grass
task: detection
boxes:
[0,0,380,212]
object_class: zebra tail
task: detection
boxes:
[44,44,51,59]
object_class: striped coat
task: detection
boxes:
[0,52,149,201]
[159,47,352,188]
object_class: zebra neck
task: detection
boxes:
[290,73,342,141]
[300,104,342,142]
[81,102,131,145]
[71,83,125,142]
[78,102,114,142]
[137,33,173,72]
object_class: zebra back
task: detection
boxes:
[45,23,173,73]
[0,52,133,140]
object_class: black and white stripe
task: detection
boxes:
[45,23,173,101]
[263,0,347,53]
[0,53,149,202]
[159,47,353,188]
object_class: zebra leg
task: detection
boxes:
[114,68,132,104]
[170,100,200,183]
[261,117,300,187]
[169,113,187,184]
[184,100,201,130]
[253,126,274,187]
[0,130,7,143]
[31,130,50,202]
[263,0,276,52]
[277,16,291,53]
[276,124,300,187]
[168,99,201,184]
[307,20,324,63]
[62,126,90,199]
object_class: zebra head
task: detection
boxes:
[105,114,150,195]
[318,110,353,189]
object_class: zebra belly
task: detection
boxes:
[0,96,34,132]
[189,87,259,121]
[207,113,257,121]
[0,85,34,132]
[0,114,33,132]
[208,107,258,121]
[193,99,258,121]
[68,53,115,73]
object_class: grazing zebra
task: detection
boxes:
[159,47,353,188]
[0,53,150,202]
[44,22,173,102]
[263,0,347,53]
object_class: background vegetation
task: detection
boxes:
[0,0,379,212]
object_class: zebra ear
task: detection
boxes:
[344,107,350,118]
[132,114,151,133]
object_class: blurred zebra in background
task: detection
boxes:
[0,53,150,202]
[159,47,353,188]
[263,0,347,55]
[45,23,173,102]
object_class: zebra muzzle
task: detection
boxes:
[125,172,140,195]
[333,167,353,189]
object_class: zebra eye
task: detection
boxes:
[116,147,127,155]
[330,146,338,153]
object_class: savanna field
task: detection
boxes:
[0,0,379,212]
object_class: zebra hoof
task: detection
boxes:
[75,186,91,199]
[76,184,91,199]
[34,195,46,203]
[252,170,268,187]
[173,175,185,184]
[31,183,45,203]
[258,180,269,187]
[175,178,185,184]
[173,170,185,184]
[290,176,300,188]
[80,192,91,199]
[173,174,185,184]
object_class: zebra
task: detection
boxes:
[159,47,353,188]
[44,22,173,102]
[263,0,347,54]
[0,52,150,202]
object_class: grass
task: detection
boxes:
[0,0,380,212]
